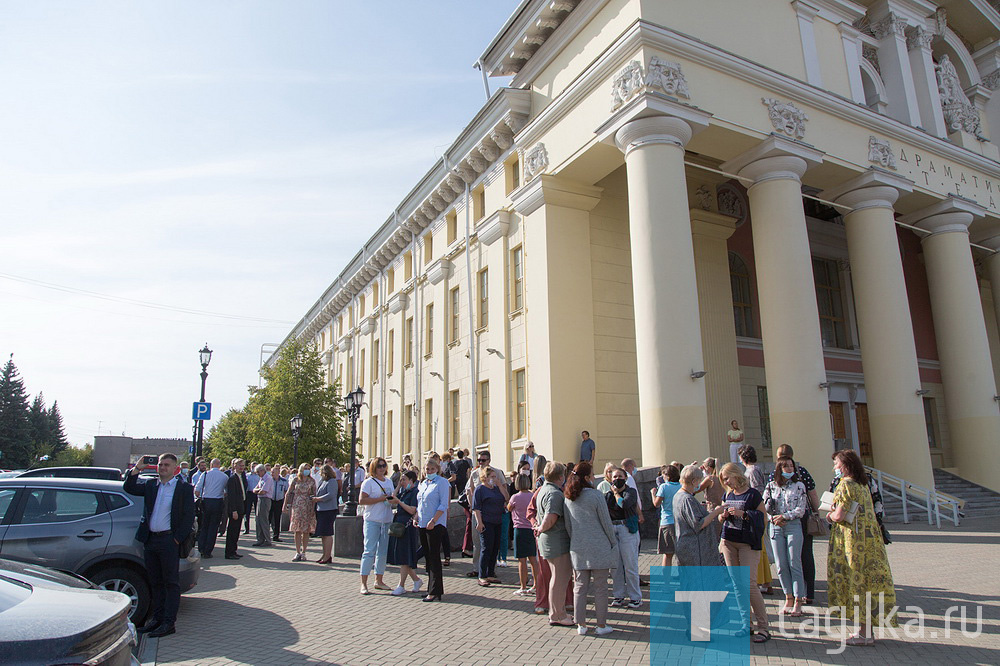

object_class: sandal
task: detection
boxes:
[478,579,492,587]
[734,626,753,638]
[753,630,772,643]
[442,559,451,567]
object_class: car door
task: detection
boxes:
[0,487,21,543]
[0,485,112,572]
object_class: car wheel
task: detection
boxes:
[89,567,150,623]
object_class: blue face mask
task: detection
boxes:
[781,471,795,480]
[426,473,438,481]
[833,468,842,478]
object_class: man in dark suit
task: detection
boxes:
[124,452,195,638]
[224,458,247,560]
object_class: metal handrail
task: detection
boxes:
[865,466,961,527]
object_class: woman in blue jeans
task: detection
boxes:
[763,457,809,617]
[358,457,397,595]
[473,467,505,586]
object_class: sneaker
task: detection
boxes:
[627,599,642,609]
[577,626,589,635]
[412,579,423,594]
[513,589,528,596]
[525,587,535,594]
[497,560,508,567]
[595,625,614,636]
[609,598,625,607]
[391,586,406,596]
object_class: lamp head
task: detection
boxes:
[199,344,213,368]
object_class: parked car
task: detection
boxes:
[18,467,124,481]
[0,557,139,665]
[0,477,200,623]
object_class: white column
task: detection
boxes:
[722,137,832,486]
[906,26,947,138]
[822,170,934,488]
[900,197,1000,492]
[613,116,711,466]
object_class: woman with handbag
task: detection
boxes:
[283,463,317,562]
[762,457,808,617]
[826,450,897,646]
[358,457,397,595]
[718,462,771,643]
[387,470,422,596]
[739,445,774,596]
[311,465,339,564]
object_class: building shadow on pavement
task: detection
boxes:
[186,569,237,594]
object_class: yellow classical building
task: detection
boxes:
[275,0,1000,493]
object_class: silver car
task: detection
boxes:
[0,477,200,623]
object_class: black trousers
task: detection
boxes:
[419,527,444,597]
[800,518,815,599]
[145,532,180,625]
[270,498,284,539]
[198,498,224,556]
[244,494,257,531]
[478,522,501,579]
[226,511,244,556]
[436,523,451,559]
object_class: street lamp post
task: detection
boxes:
[290,413,303,469]
[342,385,365,517]
[195,344,212,462]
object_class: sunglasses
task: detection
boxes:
[376,463,387,468]
[478,458,489,463]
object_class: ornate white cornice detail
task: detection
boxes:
[478,140,499,162]
[446,174,466,193]
[337,335,353,352]
[523,143,549,181]
[611,61,645,111]
[430,194,447,211]
[387,291,409,315]
[762,97,808,139]
[645,56,690,99]
[454,165,477,184]
[475,210,513,246]
[467,153,488,173]
[490,127,514,150]
[862,44,881,76]
[867,136,897,170]
[504,114,528,134]
[905,25,933,52]
[358,315,377,336]
[936,55,984,137]
[716,183,748,227]
[437,186,456,204]
[426,258,455,285]
[869,12,907,40]
[983,70,1000,91]
[694,185,712,211]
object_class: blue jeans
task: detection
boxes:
[479,522,501,578]
[769,522,805,599]
[361,520,390,576]
[498,512,510,562]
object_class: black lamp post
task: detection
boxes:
[194,344,212,462]
[342,385,365,517]
[290,413,303,469]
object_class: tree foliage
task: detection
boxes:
[204,408,250,463]
[0,357,72,469]
[243,339,347,467]
[57,444,94,467]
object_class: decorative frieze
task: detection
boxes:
[426,258,454,285]
[862,44,881,75]
[611,61,645,111]
[523,143,549,181]
[645,57,690,99]
[694,185,712,211]
[467,153,488,173]
[476,210,513,246]
[905,26,932,52]
[358,315,377,336]
[983,70,1000,92]
[716,183,748,227]
[387,291,409,315]
[761,97,808,139]
[935,55,983,137]
[869,12,907,40]
[338,335,353,352]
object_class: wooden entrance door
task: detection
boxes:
[829,402,847,446]
[856,403,873,466]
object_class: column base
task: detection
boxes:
[949,416,1000,494]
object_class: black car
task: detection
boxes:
[18,467,124,481]
[0,557,139,665]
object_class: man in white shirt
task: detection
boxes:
[244,464,260,534]
[194,459,228,558]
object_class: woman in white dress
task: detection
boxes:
[727,420,745,465]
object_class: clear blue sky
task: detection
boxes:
[0,1,517,448]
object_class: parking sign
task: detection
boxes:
[192,402,212,421]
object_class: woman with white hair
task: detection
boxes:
[672,465,725,567]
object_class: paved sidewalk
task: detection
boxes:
[154,517,1000,665]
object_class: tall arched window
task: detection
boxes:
[729,252,754,338]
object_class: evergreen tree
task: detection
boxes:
[204,408,250,462]
[0,357,32,468]
[28,393,53,463]
[47,401,69,455]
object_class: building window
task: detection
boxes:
[386,410,393,458]
[450,287,461,344]
[473,185,485,221]
[450,390,460,448]
[359,349,366,387]
[359,294,366,318]
[425,303,434,357]
[388,268,395,294]
[404,317,414,367]
[505,156,520,194]
[372,339,379,382]
[923,397,938,448]
[372,282,379,307]
[404,251,413,282]
[346,358,353,388]
[480,380,490,443]
[510,245,523,313]
[387,330,394,375]
[338,363,343,388]
[371,415,378,453]
[425,399,433,450]
[729,252,753,337]
[478,268,489,330]
[447,210,458,245]
[337,315,343,337]
[404,406,413,454]
[757,386,771,449]
[513,369,526,439]
[812,257,849,349]
[423,234,433,266]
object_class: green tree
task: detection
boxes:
[204,408,250,462]
[47,401,69,456]
[27,393,53,462]
[57,444,93,467]
[244,339,346,466]
[0,357,32,468]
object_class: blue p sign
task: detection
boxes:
[192,402,212,421]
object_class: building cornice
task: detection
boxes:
[479,0,587,78]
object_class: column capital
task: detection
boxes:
[720,135,824,185]
[510,174,602,216]
[820,168,914,211]
[595,91,711,151]
[898,195,987,236]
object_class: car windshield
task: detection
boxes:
[0,577,31,613]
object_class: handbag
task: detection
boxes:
[806,511,828,537]
[819,490,859,524]
[879,520,892,544]
[388,521,407,538]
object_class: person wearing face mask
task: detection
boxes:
[605,466,641,609]
[767,444,819,604]
[473,468,506,586]
[358,457,397,594]
[387,470,422,596]
[416,458,451,602]
[464,451,508,579]
[762,457,808,617]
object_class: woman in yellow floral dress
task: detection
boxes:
[826,450,897,646]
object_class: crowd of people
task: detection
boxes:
[161,429,896,646]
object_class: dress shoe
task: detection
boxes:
[273,537,282,542]
[251,542,267,547]
[225,554,240,560]
[148,624,176,638]
[137,619,162,634]
[202,553,213,559]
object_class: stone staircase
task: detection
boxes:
[880,468,1000,524]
